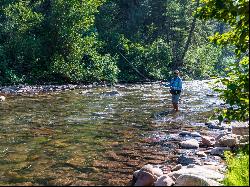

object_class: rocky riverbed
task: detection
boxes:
[130,120,249,186]
[0,81,248,186]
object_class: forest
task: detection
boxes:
[0,0,237,85]
[0,1,249,186]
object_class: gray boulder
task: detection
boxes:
[174,174,222,186]
[168,165,224,182]
[210,147,231,156]
[177,155,202,166]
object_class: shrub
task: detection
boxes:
[223,145,249,186]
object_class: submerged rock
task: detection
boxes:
[205,120,224,130]
[101,91,121,97]
[190,132,201,137]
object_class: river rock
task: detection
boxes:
[201,136,215,147]
[102,91,120,96]
[232,126,249,136]
[205,120,224,130]
[179,131,191,137]
[196,151,207,158]
[190,132,201,137]
[238,135,249,144]
[210,147,231,156]
[177,155,202,166]
[168,165,224,182]
[172,164,182,172]
[154,175,175,186]
[180,139,199,149]
[0,96,6,102]
[174,174,222,186]
[215,134,238,147]
[133,164,163,186]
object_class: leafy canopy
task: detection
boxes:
[196,0,249,121]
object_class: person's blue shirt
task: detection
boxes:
[162,76,183,91]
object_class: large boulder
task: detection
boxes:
[168,165,224,182]
[215,134,238,147]
[174,174,222,186]
[180,139,199,149]
[133,164,163,186]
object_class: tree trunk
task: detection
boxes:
[179,0,200,69]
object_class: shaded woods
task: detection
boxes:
[0,0,235,85]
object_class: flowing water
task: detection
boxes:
[0,80,223,186]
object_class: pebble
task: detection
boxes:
[0,96,6,101]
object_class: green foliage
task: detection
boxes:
[183,44,222,79]
[117,36,172,81]
[215,57,249,121]
[0,0,237,85]
[0,0,119,85]
[223,146,249,186]
[196,0,249,56]
[197,0,249,122]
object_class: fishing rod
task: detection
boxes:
[115,44,151,82]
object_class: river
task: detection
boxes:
[0,80,223,186]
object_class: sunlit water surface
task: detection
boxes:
[0,80,223,186]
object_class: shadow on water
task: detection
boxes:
[0,80,223,186]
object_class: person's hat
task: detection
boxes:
[174,70,180,74]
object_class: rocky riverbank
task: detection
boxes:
[0,84,97,95]
[130,120,249,186]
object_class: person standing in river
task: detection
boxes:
[162,70,183,112]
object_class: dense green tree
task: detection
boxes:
[0,0,119,85]
[0,0,238,85]
[196,0,249,121]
